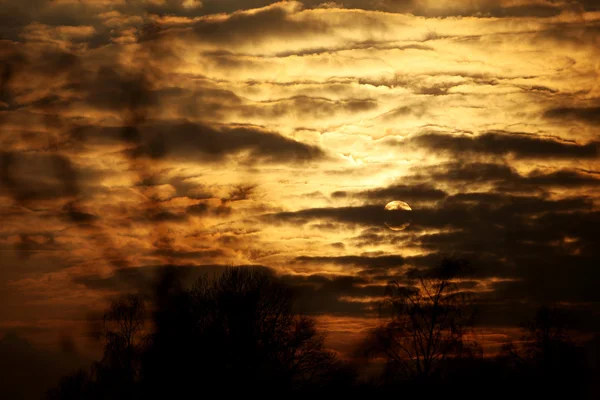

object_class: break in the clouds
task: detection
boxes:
[1,0,599,357]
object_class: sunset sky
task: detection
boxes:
[1,0,599,356]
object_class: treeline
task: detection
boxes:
[47,262,599,399]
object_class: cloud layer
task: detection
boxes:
[1,0,599,354]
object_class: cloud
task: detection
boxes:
[130,122,326,163]
[75,121,326,164]
[186,202,232,217]
[262,204,386,227]
[198,0,567,18]
[506,169,600,189]
[0,41,81,109]
[415,162,600,191]
[280,272,386,316]
[0,152,79,203]
[73,264,267,292]
[2,0,600,355]
[294,254,405,271]
[266,192,594,230]
[332,183,447,203]
[187,1,329,46]
[403,131,598,160]
[262,190,599,307]
[74,264,387,316]
[544,106,600,125]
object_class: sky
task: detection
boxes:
[1,0,599,356]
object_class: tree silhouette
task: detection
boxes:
[99,294,146,368]
[45,266,600,399]
[46,295,148,400]
[45,369,91,400]
[48,267,350,399]
[502,306,587,398]
[95,294,147,399]
[141,267,347,397]
[365,258,480,383]
[523,306,580,370]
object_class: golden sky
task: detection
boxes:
[1,0,599,354]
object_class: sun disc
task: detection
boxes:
[384,200,412,231]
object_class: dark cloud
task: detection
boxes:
[62,208,99,224]
[544,106,600,125]
[412,206,600,308]
[263,190,600,310]
[0,152,80,203]
[139,210,188,223]
[73,264,268,293]
[265,192,593,229]
[573,0,600,12]
[81,66,158,115]
[280,272,386,316]
[75,121,325,164]
[487,4,562,17]
[187,2,329,45]
[197,0,566,18]
[273,42,433,58]
[294,254,405,271]
[0,42,80,110]
[0,0,202,45]
[244,95,378,120]
[186,202,233,217]
[509,169,600,189]
[403,131,598,159]
[416,162,600,191]
[322,0,565,17]
[419,162,517,183]
[263,204,386,227]
[403,252,514,279]
[74,264,387,317]
[131,122,326,163]
[151,248,227,260]
[332,183,447,203]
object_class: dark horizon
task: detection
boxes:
[40,265,600,399]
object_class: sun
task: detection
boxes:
[384,200,412,231]
[384,200,412,211]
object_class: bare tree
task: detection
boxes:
[92,294,147,399]
[499,306,588,398]
[367,258,480,382]
[100,294,147,370]
[504,306,585,373]
[141,267,349,396]
[47,295,148,400]
[282,316,345,391]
